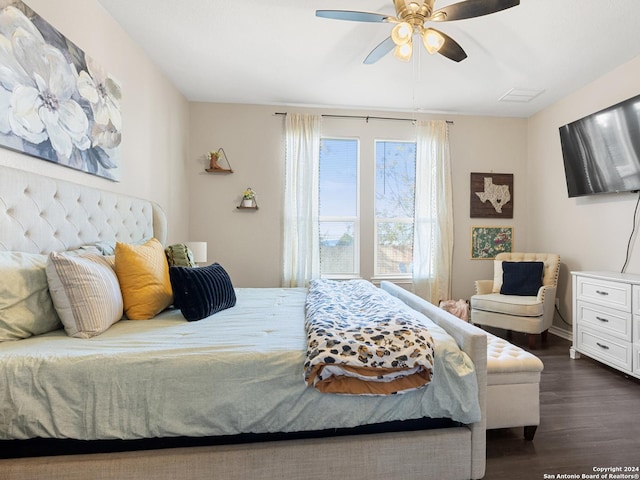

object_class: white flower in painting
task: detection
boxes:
[91,120,121,150]
[0,84,11,134]
[0,6,90,160]
[77,57,122,134]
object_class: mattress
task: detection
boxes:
[0,287,480,441]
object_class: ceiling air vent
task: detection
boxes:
[499,88,544,103]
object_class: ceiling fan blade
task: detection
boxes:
[431,0,520,21]
[431,29,467,62]
[364,36,395,64]
[316,10,391,23]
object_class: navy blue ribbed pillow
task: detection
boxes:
[500,261,544,296]
[169,263,236,321]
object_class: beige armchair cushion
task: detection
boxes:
[471,293,545,317]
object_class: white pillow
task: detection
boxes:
[0,252,61,342]
[46,251,123,338]
[492,260,503,293]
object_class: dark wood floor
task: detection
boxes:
[483,329,640,480]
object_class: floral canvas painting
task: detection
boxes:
[0,1,121,180]
[470,226,513,259]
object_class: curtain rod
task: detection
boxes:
[274,112,453,125]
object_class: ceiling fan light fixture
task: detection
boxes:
[391,22,413,45]
[393,41,413,62]
[422,28,445,54]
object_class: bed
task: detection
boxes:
[0,164,487,480]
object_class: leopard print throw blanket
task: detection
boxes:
[304,279,435,395]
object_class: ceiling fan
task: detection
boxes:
[316,0,520,64]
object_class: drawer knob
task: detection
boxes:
[595,290,609,296]
[595,316,609,323]
[596,342,610,350]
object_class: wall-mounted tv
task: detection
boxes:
[559,93,640,198]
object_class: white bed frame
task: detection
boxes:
[0,164,487,480]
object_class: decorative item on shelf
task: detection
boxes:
[205,148,233,173]
[237,187,258,210]
[185,241,207,266]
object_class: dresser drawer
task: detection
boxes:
[575,301,632,341]
[575,276,631,311]
[576,326,632,372]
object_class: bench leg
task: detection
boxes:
[528,334,536,350]
[524,425,537,441]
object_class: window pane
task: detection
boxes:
[319,139,358,217]
[376,222,413,276]
[375,141,416,219]
[319,221,357,275]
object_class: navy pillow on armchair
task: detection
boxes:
[500,261,544,296]
[169,263,236,321]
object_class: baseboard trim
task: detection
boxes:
[550,325,571,341]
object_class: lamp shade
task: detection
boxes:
[393,42,413,62]
[185,241,207,264]
[422,28,445,54]
[391,22,412,46]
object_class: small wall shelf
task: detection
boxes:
[205,148,233,174]
[237,198,258,210]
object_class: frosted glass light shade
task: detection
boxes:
[185,241,207,264]
[393,42,412,62]
[422,28,445,54]
[391,22,413,45]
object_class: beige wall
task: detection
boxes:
[0,0,191,244]
[189,54,640,338]
[527,55,640,335]
[188,103,528,295]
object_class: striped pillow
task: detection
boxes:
[46,251,123,338]
[169,263,236,321]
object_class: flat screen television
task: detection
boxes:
[559,93,640,197]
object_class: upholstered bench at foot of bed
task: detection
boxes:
[486,332,544,441]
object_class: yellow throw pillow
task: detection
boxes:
[115,238,173,320]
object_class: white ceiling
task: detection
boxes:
[96,0,640,118]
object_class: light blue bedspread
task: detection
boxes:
[0,287,479,441]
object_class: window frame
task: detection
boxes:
[372,139,417,280]
[318,136,361,279]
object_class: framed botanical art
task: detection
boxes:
[470,173,513,218]
[0,1,122,181]
[471,226,513,259]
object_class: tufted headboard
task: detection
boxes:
[0,165,167,254]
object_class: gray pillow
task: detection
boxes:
[0,252,61,341]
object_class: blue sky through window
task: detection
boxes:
[319,139,357,217]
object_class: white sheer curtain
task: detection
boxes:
[412,120,454,304]
[282,113,321,287]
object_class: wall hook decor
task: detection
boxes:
[206,148,233,173]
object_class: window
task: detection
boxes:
[318,138,359,277]
[375,141,416,278]
[318,136,416,280]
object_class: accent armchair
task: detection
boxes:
[470,252,560,349]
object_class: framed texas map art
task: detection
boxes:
[470,173,513,218]
[471,226,513,259]
[0,1,122,180]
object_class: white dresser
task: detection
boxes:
[570,271,640,379]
